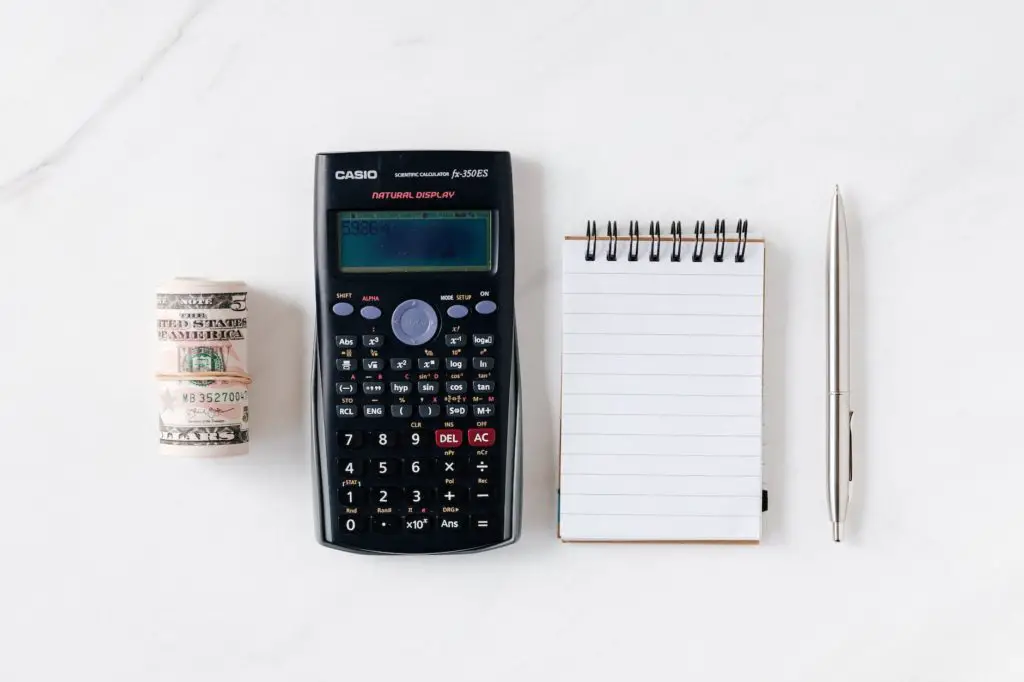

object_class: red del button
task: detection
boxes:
[467,428,496,447]
[435,429,463,447]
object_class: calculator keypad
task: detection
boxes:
[328,295,504,552]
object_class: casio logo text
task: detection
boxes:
[335,170,378,180]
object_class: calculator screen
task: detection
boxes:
[337,210,492,273]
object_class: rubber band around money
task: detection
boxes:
[155,371,253,385]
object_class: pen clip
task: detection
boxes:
[848,410,855,484]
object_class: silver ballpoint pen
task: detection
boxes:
[827,185,853,542]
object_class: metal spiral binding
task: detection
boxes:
[649,221,661,261]
[713,219,726,262]
[692,221,706,262]
[581,218,749,262]
[735,219,748,262]
[584,220,597,261]
[627,221,640,261]
[670,221,682,261]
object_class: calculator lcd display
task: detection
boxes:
[337,210,493,272]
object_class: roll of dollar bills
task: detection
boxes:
[155,278,251,456]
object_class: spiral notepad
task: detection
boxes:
[558,220,766,543]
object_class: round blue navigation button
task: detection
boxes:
[391,299,439,346]
[332,302,354,316]
[475,300,497,315]
[446,304,469,319]
[360,305,382,320]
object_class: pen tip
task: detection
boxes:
[834,184,841,195]
[832,522,842,542]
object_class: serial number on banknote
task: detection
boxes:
[180,391,248,404]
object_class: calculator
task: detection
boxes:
[311,150,522,554]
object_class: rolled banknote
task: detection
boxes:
[155,278,251,456]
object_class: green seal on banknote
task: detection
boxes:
[182,346,225,386]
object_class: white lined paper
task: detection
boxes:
[558,238,765,542]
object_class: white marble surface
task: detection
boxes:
[2,1,1024,680]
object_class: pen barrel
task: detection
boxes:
[826,392,852,523]
[826,211,850,391]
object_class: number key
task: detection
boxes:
[373,431,397,448]
[338,431,363,449]
[338,459,363,476]
[340,516,365,534]
[405,458,430,477]
[405,430,426,448]
[371,458,399,478]
[371,486,402,506]
[340,487,365,506]
[406,487,433,505]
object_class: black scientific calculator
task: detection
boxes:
[311,150,522,554]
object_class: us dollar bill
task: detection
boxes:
[156,278,250,456]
